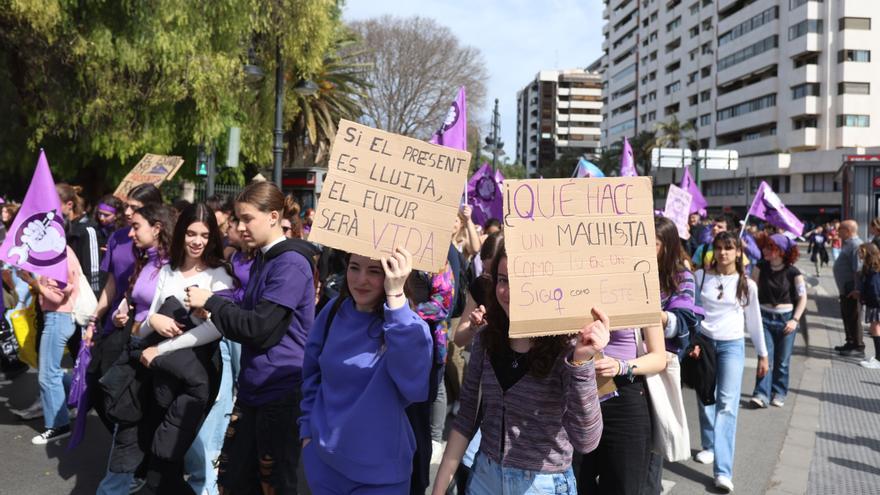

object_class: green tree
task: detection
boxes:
[654,117,695,150]
[0,0,339,195]
[630,130,657,176]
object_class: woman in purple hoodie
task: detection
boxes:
[185,181,318,494]
[298,248,432,493]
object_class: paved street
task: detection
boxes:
[2,255,879,494]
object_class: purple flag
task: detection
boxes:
[748,181,804,236]
[0,150,68,284]
[430,86,467,151]
[467,163,504,228]
[620,137,637,177]
[67,332,91,450]
[680,167,708,214]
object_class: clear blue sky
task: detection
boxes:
[343,0,605,162]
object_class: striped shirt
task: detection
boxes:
[452,332,603,472]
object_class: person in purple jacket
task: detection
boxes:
[298,247,432,493]
[185,181,318,495]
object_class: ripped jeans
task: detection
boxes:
[217,390,301,494]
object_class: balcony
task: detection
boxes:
[726,134,779,157]
[716,77,778,110]
[716,107,778,136]
[787,127,819,151]
[716,48,779,87]
[787,96,820,118]
[790,63,819,85]
[785,33,822,59]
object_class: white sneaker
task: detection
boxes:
[750,396,767,409]
[694,450,714,464]
[714,475,734,493]
[31,425,71,445]
[11,400,43,420]
[770,397,785,408]
[860,356,880,369]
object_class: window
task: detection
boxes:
[700,113,711,126]
[648,91,657,101]
[689,48,698,61]
[793,52,819,68]
[666,61,681,73]
[667,16,682,32]
[650,51,658,61]
[689,2,700,14]
[689,94,699,105]
[648,111,657,121]
[665,81,681,94]
[665,103,680,115]
[717,94,776,121]
[701,66,711,78]
[690,25,700,38]
[803,173,840,193]
[836,114,870,127]
[718,36,778,71]
[666,37,682,53]
[701,41,713,54]
[702,18,712,31]
[701,89,712,102]
[838,50,871,63]
[789,19,823,40]
[718,7,778,46]
[792,116,818,129]
[839,17,871,31]
[609,119,637,134]
[612,63,637,82]
[790,0,822,9]
[792,83,820,99]
[838,82,870,95]
[688,71,698,84]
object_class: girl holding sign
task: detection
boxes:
[298,248,433,493]
[693,231,769,493]
[432,240,608,495]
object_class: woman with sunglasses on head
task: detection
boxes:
[96,202,176,495]
[298,247,432,493]
[692,231,769,493]
[184,181,318,494]
[433,240,607,494]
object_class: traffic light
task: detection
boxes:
[196,145,208,177]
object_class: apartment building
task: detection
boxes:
[516,69,603,177]
[599,0,880,218]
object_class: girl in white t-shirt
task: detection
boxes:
[137,203,236,493]
[692,231,769,493]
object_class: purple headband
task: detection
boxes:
[97,203,117,214]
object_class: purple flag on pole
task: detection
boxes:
[620,137,637,177]
[0,150,68,284]
[680,167,708,214]
[430,86,467,151]
[467,163,504,228]
[748,181,804,236]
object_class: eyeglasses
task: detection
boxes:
[282,226,291,233]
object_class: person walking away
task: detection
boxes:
[807,226,829,277]
[832,220,864,357]
[692,232,769,493]
[432,240,607,494]
[749,234,807,409]
[857,243,880,369]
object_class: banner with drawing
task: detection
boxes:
[503,177,662,337]
[309,119,471,273]
[113,154,185,199]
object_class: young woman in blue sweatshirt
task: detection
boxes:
[299,247,433,493]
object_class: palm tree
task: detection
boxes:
[287,31,371,167]
[654,116,695,149]
[630,130,657,176]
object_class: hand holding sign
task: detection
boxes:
[573,308,611,362]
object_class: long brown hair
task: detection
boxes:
[711,231,749,306]
[127,203,176,299]
[655,216,690,296]
[482,240,570,378]
[860,243,880,275]
[170,203,237,284]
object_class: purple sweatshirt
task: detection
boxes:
[129,247,165,322]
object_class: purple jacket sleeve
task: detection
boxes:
[383,304,433,403]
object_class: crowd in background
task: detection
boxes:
[2,179,878,495]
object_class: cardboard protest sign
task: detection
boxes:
[663,184,693,240]
[309,120,471,273]
[114,154,185,199]
[503,177,662,337]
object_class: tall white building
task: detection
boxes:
[600,0,880,218]
[516,69,603,177]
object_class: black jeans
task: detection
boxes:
[578,377,652,495]
[217,390,302,495]
[840,295,863,347]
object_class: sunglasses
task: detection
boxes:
[717,282,724,300]
[282,226,291,233]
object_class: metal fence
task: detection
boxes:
[192,183,243,202]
